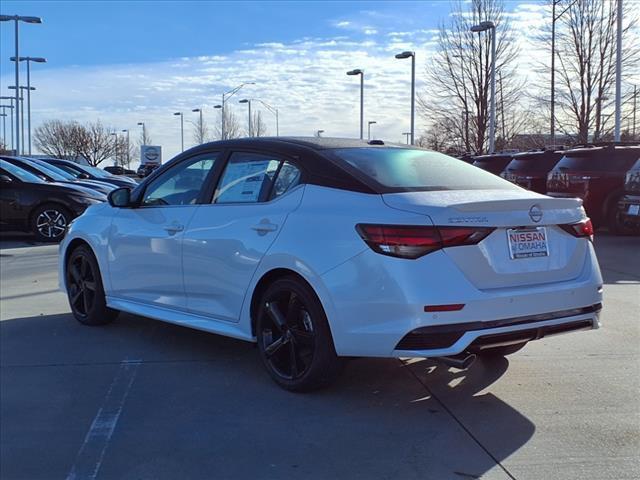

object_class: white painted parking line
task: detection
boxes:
[66,359,141,480]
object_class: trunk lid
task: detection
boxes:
[382,189,589,289]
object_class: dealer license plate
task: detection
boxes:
[507,227,549,259]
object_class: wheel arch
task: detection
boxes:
[249,267,333,338]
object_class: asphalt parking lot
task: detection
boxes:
[1,233,638,480]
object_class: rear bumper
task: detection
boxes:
[320,241,603,358]
[395,304,600,356]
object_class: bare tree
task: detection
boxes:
[34,120,83,159]
[251,111,268,137]
[541,0,639,143]
[74,121,118,166]
[213,108,242,140]
[418,0,522,154]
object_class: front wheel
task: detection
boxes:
[256,277,343,392]
[66,245,118,326]
[31,204,71,242]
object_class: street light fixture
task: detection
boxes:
[219,82,255,140]
[316,129,325,137]
[395,51,416,145]
[0,14,43,156]
[174,112,184,151]
[367,120,377,140]
[11,56,46,155]
[137,122,146,145]
[238,99,252,137]
[470,20,496,154]
[346,69,364,139]
[191,109,204,144]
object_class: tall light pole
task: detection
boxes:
[402,132,411,144]
[0,15,43,157]
[137,121,146,145]
[11,56,46,155]
[0,100,14,152]
[395,51,416,145]
[0,112,6,148]
[614,0,623,142]
[367,121,377,140]
[8,86,31,155]
[347,69,364,139]
[470,21,496,154]
[633,85,637,139]
[173,112,184,151]
[110,132,119,165]
[219,82,255,140]
[191,108,203,144]
[255,99,279,136]
[238,99,252,137]
[121,129,130,166]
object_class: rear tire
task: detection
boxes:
[66,245,118,326]
[478,342,527,358]
[31,203,72,242]
[256,276,343,392]
[607,204,635,235]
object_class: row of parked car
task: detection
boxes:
[466,143,640,234]
[2,142,638,242]
[0,156,137,242]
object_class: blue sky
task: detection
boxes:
[0,1,559,162]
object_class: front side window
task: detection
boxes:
[142,154,218,206]
[331,148,519,192]
[213,153,281,204]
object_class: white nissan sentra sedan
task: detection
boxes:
[59,137,603,391]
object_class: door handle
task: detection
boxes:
[251,221,278,234]
[164,223,184,234]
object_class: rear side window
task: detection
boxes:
[214,153,302,204]
[330,148,518,192]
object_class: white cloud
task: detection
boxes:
[6,33,434,162]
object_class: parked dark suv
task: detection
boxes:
[501,149,564,194]
[472,153,514,175]
[616,158,640,233]
[546,144,640,230]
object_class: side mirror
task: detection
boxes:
[78,173,90,179]
[107,187,132,208]
[0,174,13,183]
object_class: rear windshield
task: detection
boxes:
[330,148,519,192]
[506,153,563,173]
[555,148,639,172]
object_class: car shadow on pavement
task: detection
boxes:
[1,312,535,480]
[0,232,53,251]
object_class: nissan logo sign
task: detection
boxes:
[529,204,543,223]
[144,147,159,162]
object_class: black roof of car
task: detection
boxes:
[188,136,402,152]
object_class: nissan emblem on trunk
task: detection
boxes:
[529,205,543,223]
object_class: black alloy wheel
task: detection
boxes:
[66,245,118,325]
[256,277,343,391]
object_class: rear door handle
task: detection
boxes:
[251,222,278,234]
[164,223,184,234]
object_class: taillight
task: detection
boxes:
[560,218,594,239]
[355,224,495,259]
